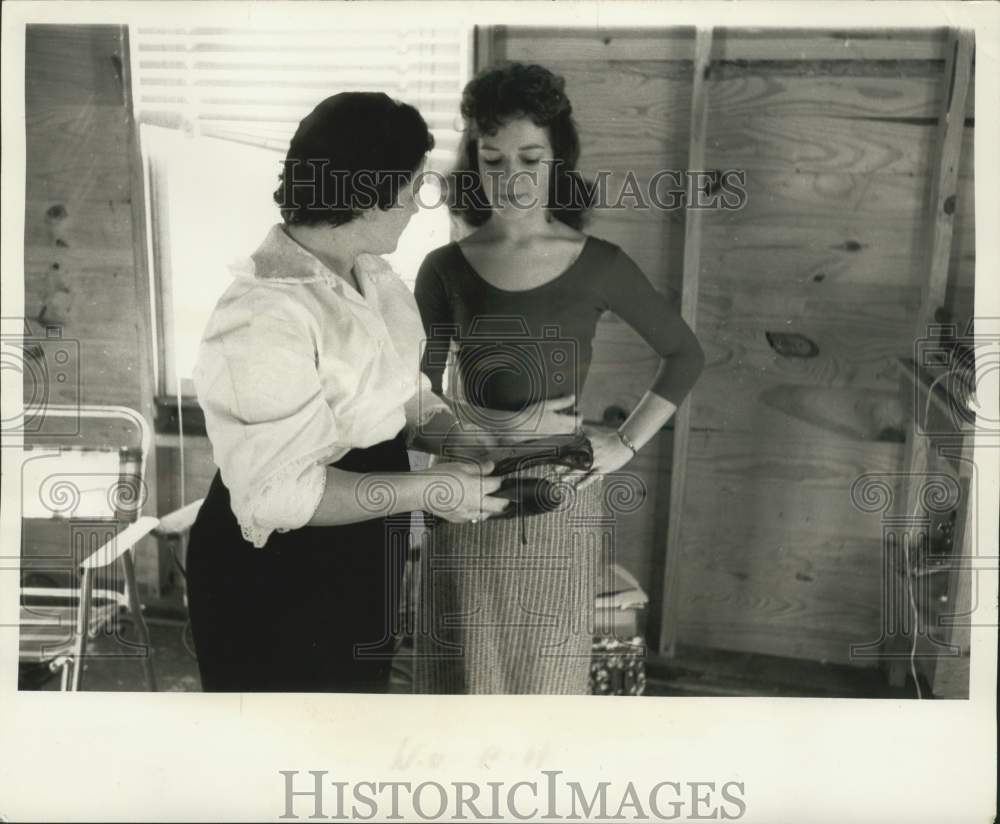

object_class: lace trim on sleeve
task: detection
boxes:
[404,383,451,448]
[235,444,344,548]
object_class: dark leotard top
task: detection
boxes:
[414,235,704,413]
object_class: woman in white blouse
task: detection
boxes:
[185,93,507,692]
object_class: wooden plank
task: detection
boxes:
[699,170,974,289]
[121,26,163,597]
[24,111,133,194]
[501,27,950,63]
[708,116,973,177]
[499,60,691,171]
[713,28,953,62]
[595,430,673,616]
[474,25,504,71]
[659,27,712,656]
[708,69,975,121]
[920,30,975,323]
[886,29,974,688]
[23,26,160,595]
[673,430,897,664]
[501,24,978,667]
[25,25,127,106]
[710,169,973,230]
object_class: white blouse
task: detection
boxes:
[193,224,449,548]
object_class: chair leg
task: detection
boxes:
[71,568,94,692]
[59,658,71,691]
[122,550,157,691]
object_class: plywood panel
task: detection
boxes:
[701,170,974,289]
[486,26,977,669]
[24,109,132,191]
[538,61,691,166]
[25,25,126,106]
[709,68,975,121]
[24,25,158,594]
[598,431,673,613]
[674,430,898,664]
[708,116,972,178]
[500,27,953,63]
[691,281,916,438]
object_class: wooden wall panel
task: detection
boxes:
[691,280,916,440]
[675,433,899,664]
[23,26,160,595]
[496,28,957,64]
[674,58,975,663]
[24,27,144,409]
[500,27,975,666]
[701,171,973,289]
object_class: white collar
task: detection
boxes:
[232,224,397,306]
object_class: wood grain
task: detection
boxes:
[885,30,975,689]
[26,25,126,106]
[708,69,975,121]
[24,26,160,595]
[660,27,713,654]
[456,26,979,668]
[708,116,973,177]
[499,27,953,63]
[700,170,974,289]
[674,430,899,664]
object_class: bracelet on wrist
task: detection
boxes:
[441,417,464,452]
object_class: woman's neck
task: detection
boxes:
[284,223,359,285]
[484,209,559,244]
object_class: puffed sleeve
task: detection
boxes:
[599,246,705,405]
[193,284,350,548]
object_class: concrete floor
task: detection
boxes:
[18,610,918,698]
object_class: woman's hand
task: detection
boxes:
[560,425,634,490]
[490,394,580,443]
[418,460,509,523]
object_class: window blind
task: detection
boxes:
[129,26,470,169]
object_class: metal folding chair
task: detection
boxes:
[19,405,159,691]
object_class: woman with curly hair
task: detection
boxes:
[184,93,508,693]
[413,63,705,694]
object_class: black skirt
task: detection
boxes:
[185,431,410,692]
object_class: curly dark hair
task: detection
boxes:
[450,63,594,229]
[273,92,434,227]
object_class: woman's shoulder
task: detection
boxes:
[580,233,623,258]
[419,240,467,277]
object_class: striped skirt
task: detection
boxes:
[414,466,606,695]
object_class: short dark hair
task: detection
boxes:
[450,62,594,229]
[274,92,434,227]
